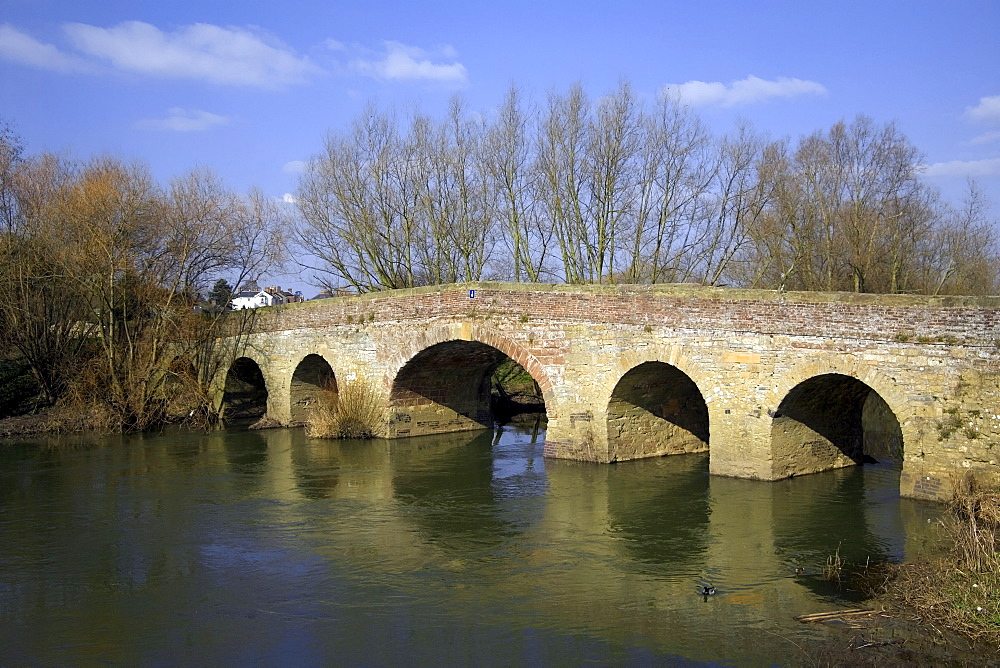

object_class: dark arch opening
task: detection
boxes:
[607,361,709,461]
[490,358,545,425]
[772,373,902,478]
[290,354,337,426]
[388,340,547,439]
[222,357,268,420]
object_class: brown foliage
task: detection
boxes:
[0,128,287,432]
[306,377,385,439]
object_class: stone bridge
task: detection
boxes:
[215,282,1000,501]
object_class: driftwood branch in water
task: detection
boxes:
[794,608,876,623]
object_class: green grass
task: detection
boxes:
[492,359,539,399]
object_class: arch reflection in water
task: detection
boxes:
[604,455,711,572]
[222,429,269,475]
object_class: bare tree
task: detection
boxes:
[914,180,999,295]
[0,120,25,234]
[408,98,494,285]
[627,92,714,283]
[738,115,951,294]
[484,85,552,281]
[697,122,770,285]
[297,107,420,292]
[293,91,994,297]
[537,83,591,283]
[581,80,643,282]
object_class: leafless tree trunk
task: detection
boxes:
[484,85,552,281]
[628,92,713,283]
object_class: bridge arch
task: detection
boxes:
[289,353,337,426]
[384,323,555,439]
[599,347,714,462]
[767,359,910,478]
[221,355,270,420]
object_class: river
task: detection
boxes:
[0,420,941,665]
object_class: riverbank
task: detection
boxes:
[0,412,56,438]
[865,477,1000,654]
[0,404,122,438]
[736,507,1000,666]
[793,604,998,666]
[790,474,1000,665]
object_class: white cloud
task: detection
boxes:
[970,130,1000,146]
[0,23,89,72]
[922,158,1000,178]
[282,160,306,174]
[2,23,467,89]
[350,41,467,83]
[62,21,320,88]
[965,95,1000,125]
[282,193,299,204]
[662,75,827,107]
[135,108,230,132]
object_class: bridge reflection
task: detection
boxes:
[0,424,941,663]
[194,425,932,650]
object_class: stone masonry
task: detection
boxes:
[213,282,1000,501]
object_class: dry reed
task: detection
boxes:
[871,473,1000,644]
[824,542,844,583]
[944,474,1000,573]
[306,377,385,439]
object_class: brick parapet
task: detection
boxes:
[264,283,1000,347]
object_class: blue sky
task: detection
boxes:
[2,0,998,291]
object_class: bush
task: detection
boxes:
[306,377,385,439]
[0,356,42,418]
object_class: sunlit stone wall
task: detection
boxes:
[220,282,1000,501]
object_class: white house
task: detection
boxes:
[231,289,286,310]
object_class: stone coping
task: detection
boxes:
[280,281,1000,311]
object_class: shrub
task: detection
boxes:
[306,377,385,439]
[871,474,1000,644]
[946,475,1000,573]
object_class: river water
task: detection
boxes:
[0,420,941,665]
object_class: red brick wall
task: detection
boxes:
[267,283,1000,346]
